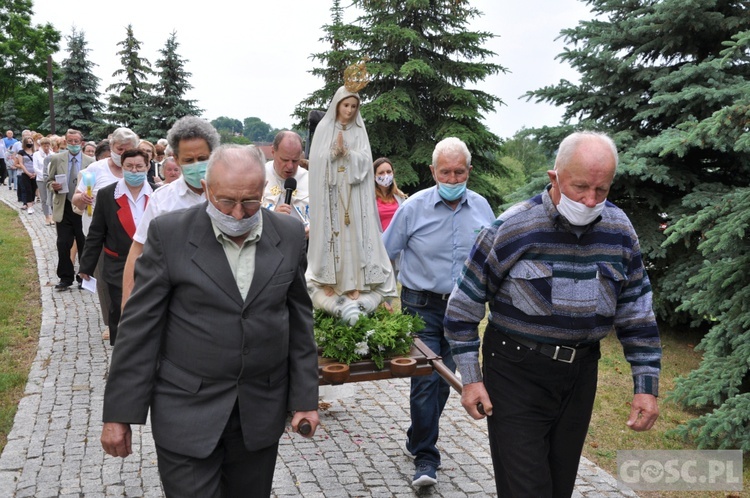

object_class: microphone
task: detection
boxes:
[284,177,297,205]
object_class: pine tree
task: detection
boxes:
[524,1,750,449]
[0,97,20,132]
[53,28,104,139]
[106,24,154,132]
[0,0,61,128]
[140,31,202,142]
[296,0,507,205]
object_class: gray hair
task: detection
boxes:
[205,144,266,185]
[166,116,221,158]
[110,127,139,148]
[156,138,169,148]
[432,137,471,168]
[554,131,619,172]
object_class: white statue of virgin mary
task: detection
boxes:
[307,85,397,324]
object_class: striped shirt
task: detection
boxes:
[444,186,661,395]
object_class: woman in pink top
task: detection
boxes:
[373,157,407,231]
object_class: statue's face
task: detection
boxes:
[336,97,359,125]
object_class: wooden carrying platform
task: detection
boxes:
[318,337,463,393]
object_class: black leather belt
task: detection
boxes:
[402,286,450,301]
[498,331,597,363]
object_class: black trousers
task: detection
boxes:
[55,199,85,284]
[0,159,7,184]
[483,329,600,498]
[155,401,279,498]
[19,173,37,204]
[106,283,122,346]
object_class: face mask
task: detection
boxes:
[67,145,81,155]
[182,160,208,189]
[375,173,393,188]
[206,200,260,237]
[110,151,122,167]
[437,181,467,202]
[556,183,606,226]
[123,171,147,187]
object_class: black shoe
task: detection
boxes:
[55,281,73,291]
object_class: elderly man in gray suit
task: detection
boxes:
[100,144,319,497]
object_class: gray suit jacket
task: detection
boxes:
[102,203,318,458]
[45,150,94,222]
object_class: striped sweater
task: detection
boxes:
[444,187,661,396]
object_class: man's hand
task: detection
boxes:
[78,273,90,281]
[461,382,493,420]
[291,410,319,438]
[51,181,62,192]
[72,190,93,211]
[626,393,659,431]
[274,202,293,215]
[101,422,133,457]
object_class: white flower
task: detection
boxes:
[365,329,375,338]
[354,341,369,356]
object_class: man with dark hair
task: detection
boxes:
[46,129,95,290]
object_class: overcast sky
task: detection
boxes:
[31,0,593,140]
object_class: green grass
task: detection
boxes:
[0,204,42,452]
[584,327,750,498]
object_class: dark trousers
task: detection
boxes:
[400,287,455,467]
[483,329,600,498]
[0,159,7,184]
[155,401,278,498]
[106,283,122,346]
[55,199,85,284]
[19,173,37,204]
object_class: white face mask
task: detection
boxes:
[110,151,122,167]
[556,183,605,226]
[375,173,393,188]
[205,201,260,237]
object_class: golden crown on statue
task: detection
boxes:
[344,59,370,93]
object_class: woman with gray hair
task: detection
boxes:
[71,127,139,341]
[73,127,140,235]
[122,116,221,305]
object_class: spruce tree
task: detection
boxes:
[140,31,202,142]
[106,24,154,132]
[524,0,750,449]
[296,0,507,205]
[53,28,104,139]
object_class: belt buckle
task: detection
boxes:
[553,345,576,363]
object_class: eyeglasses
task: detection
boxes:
[209,188,261,211]
[122,163,149,172]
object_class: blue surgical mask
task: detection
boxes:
[123,171,147,187]
[67,145,81,155]
[437,181,466,202]
[182,160,208,189]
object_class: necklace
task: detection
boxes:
[337,181,352,226]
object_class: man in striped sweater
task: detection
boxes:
[444,131,661,497]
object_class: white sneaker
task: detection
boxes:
[27,207,34,214]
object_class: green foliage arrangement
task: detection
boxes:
[314,307,424,370]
